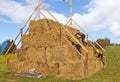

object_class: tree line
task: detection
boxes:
[95,38,120,48]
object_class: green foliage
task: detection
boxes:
[0,55,6,72]
[0,46,120,82]
[3,40,16,54]
[95,38,110,48]
[0,54,17,72]
[0,43,1,48]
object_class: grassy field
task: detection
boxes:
[0,46,120,82]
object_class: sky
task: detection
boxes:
[0,0,120,44]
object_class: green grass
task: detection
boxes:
[0,55,7,72]
[0,46,120,82]
[0,54,17,72]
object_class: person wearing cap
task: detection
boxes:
[96,49,100,53]
[95,50,105,68]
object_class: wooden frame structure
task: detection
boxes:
[5,0,88,67]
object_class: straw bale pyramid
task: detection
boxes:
[9,19,103,80]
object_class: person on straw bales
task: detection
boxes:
[95,50,105,68]
[68,36,82,53]
[75,32,87,46]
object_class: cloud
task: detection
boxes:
[0,0,120,38]
[0,17,10,23]
[40,10,68,24]
[110,23,120,38]
[0,0,51,24]
[25,0,37,5]
[0,0,35,24]
[72,0,120,38]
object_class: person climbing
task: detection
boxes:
[81,33,86,45]
[75,44,82,53]
[75,32,87,46]
[95,50,105,68]
[75,32,81,40]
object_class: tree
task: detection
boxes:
[0,43,1,49]
[0,43,1,53]
[3,40,16,54]
[95,38,110,49]
[104,38,110,46]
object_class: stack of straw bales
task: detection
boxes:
[9,19,102,80]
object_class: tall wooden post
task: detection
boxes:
[38,0,41,19]
[70,0,72,27]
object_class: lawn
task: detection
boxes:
[0,46,120,82]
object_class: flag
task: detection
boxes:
[63,0,72,7]
[70,0,72,7]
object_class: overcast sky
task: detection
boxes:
[0,0,120,44]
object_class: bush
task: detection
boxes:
[95,38,110,48]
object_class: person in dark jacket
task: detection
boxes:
[75,32,86,46]
[81,33,86,45]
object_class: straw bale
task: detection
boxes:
[16,48,27,61]
[24,47,47,64]
[95,58,103,71]
[27,29,60,48]
[29,19,51,34]
[86,46,94,59]
[87,59,97,76]
[46,45,81,66]
[45,45,84,79]
[57,61,85,80]
[21,35,30,49]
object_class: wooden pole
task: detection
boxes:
[61,25,88,52]
[70,0,72,27]
[38,0,40,19]
[5,4,39,67]
[40,3,58,22]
